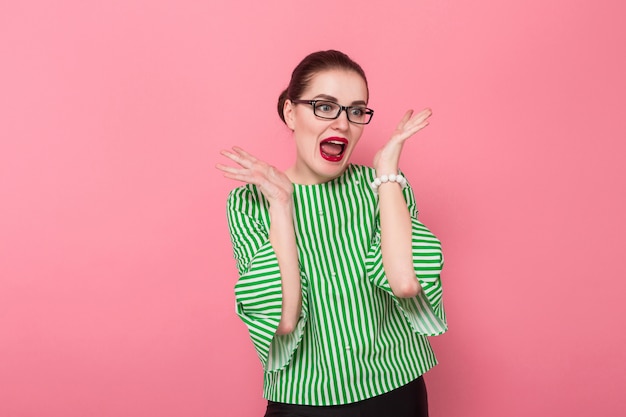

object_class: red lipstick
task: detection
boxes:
[320,137,348,162]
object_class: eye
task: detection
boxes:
[315,101,338,114]
[350,107,366,117]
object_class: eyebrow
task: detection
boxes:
[312,94,367,106]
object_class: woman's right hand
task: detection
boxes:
[217,146,294,205]
[218,147,301,335]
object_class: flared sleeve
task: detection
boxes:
[365,181,447,336]
[227,186,308,372]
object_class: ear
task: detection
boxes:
[283,99,296,131]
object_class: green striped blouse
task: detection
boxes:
[226,164,447,406]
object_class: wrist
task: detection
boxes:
[371,173,407,194]
[269,200,294,216]
[374,165,399,177]
[374,162,398,171]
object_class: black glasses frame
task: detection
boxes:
[291,99,374,125]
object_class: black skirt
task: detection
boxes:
[264,376,429,417]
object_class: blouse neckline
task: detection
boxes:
[291,164,359,191]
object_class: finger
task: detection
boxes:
[396,109,414,130]
[403,120,430,139]
[220,148,255,169]
[219,168,249,182]
[232,146,258,163]
[407,108,432,126]
[413,120,429,132]
[217,161,278,186]
[415,108,432,122]
[391,119,431,145]
[216,163,256,183]
[215,163,242,175]
[219,150,245,168]
[220,149,240,161]
[401,109,432,133]
[417,107,432,117]
[219,167,264,185]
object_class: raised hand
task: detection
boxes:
[217,146,294,205]
[373,108,432,174]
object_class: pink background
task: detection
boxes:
[1,1,625,416]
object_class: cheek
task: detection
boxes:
[350,126,365,142]
[296,119,323,136]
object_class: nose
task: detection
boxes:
[331,109,350,130]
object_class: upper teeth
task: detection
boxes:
[328,140,344,145]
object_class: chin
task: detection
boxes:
[316,160,350,180]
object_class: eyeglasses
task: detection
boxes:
[291,99,374,125]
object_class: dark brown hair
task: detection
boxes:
[277,50,369,124]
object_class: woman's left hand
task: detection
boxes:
[373,108,432,174]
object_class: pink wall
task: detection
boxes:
[1,1,625,416]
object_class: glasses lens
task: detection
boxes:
[313,101,341,119]
[347,106,369,124]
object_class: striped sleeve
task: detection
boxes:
[364,181,448,336]
[227,186,308,371]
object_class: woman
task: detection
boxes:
[217,50,447,417]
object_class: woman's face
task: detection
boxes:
[283,69,368,185]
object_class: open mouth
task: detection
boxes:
[320,137,348,162]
